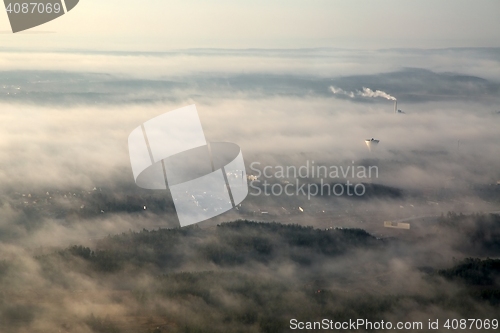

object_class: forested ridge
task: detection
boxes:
[9,216,496,333]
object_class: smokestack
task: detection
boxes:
[394,100,397,114]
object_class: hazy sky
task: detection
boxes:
[1,0,499,50]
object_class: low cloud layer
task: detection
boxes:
[0,47,499,332]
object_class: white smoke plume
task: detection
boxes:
[358,87,397,100]
[329,86,355,98]
[330,86,397,101]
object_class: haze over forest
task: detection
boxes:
[0,45,499,332]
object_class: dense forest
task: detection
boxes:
[0,214,498,333]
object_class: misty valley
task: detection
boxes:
[0,47,499,332]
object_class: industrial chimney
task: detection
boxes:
[394,100,397,114]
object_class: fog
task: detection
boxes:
[0,48,499,332]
